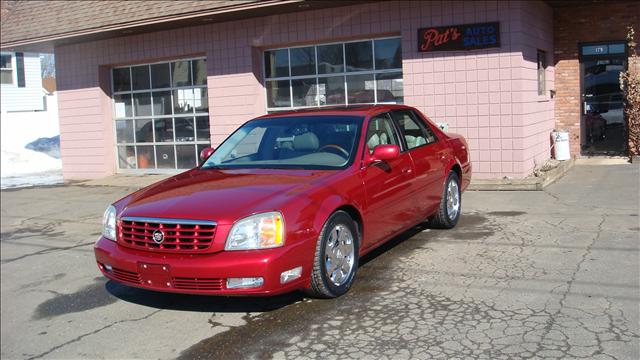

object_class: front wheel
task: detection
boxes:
[429,171,462,229]
[308,211,359,298]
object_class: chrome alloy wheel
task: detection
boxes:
[447,179,460,220]
[324,224,355,286]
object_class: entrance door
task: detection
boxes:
[580,42,627,155]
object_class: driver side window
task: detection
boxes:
[366,113,399,154]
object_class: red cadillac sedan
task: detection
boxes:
[95,105,471,298]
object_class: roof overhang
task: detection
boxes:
[1,0,364,53]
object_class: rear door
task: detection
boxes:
[360,112,417,247]
[390,109,447,216]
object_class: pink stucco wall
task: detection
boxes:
[56,0,554,180]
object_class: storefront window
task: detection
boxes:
[264,37,403,110]
[112,58,210,170]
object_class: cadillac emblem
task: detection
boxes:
[152,229,165,244]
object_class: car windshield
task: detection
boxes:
[201,115,362,170]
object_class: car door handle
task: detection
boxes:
[401,167,412,174]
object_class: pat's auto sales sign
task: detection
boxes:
[418,22,500,52]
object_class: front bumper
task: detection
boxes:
[94,237,311,296]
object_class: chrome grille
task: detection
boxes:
[118,217,216,253]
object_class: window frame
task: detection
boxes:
[390,109,439,152]
[110,57,210,172]
[0,52,14,85]
[537,49,547,96]
[263,36,403,111]
[364,111,403,155]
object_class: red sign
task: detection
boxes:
[418,22,500,52]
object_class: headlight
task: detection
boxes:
[102,205,117,241]
[225,212,284,250]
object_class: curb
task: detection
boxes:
[468,159,575,191]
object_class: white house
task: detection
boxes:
[0,51,46,112]
[0,51,61,187]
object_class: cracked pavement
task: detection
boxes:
[1,164,638,359]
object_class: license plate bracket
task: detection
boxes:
[138,263,172,288]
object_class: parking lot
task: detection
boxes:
[1,164,638,359]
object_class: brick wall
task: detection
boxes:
[55,0,553,180]
[553,1,640,156]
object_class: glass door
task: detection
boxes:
[580,42,627,155]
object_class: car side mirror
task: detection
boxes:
[199,147,215,162]
[366,144,399,166]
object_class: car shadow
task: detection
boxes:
[105,221,432,312]
[359,221,430,267]
[105,280,304,313]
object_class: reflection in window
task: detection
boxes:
[264,38,402,109]
[172,61,192,87]
[131,65,150,90]
[112,58,210,170]
[175,117,195,142]
[290,47,316,76]
[266,80,291,108]
[176,145,197,168]
[345,41,373,72]
[116,120,134,144]
[346,74,374,104]
[264,49,289,78]
[537,49,546,96]
[318,76,345,105]
[151,63,170,88]
[117,146,136,169]
[154,118,174,142]
[374,38,402,70]
[113,94,132,118]
[135,119,153,142]
[136,146,155,169]
[156,145,176,168]
[152,91,172,116]
[174,88,195,114]
[112,68,130,92]
[133,93,152,117]
[376,72,403,103]
[318,44,344,74]
[292,78,318,106]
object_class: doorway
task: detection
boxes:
[580,42,627,155]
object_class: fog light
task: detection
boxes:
[226,277,264,289]
[104,264,113,272]
[280,266,302,284]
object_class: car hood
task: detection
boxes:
[118,168,337,224]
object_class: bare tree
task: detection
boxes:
[40,53,55,78]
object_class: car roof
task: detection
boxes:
[257,104,414,119]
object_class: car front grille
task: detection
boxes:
[118,217,217,253]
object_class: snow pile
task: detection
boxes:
[1,97,63,189]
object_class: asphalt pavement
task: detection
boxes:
[1,164,638,359]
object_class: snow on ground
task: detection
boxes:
[1,94,63,189]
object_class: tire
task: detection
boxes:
[308,211,359,298]
[429,171,462,229]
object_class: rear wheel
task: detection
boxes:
[430,171,461,229]
[308,211,359,298]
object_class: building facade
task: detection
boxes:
[0,51,47,112]
[1,0,638,180]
